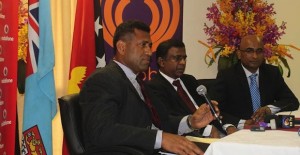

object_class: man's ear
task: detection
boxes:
[116,40,126,55]
[157,57,164,67]
[237,50,241,59]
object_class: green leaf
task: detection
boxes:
[278,64,283,76]
[278,56,291,77]
[206,48,222,67]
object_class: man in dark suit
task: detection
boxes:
[213,35,299,129]
[147,39,237,137]
[79,20,217,155]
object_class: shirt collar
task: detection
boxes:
[241,64,260,77]
[159,70,180,84]
[114,60,138,81]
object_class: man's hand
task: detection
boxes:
[226,126,237,135]
[244,119,255,129]
[210,125,220,138]
[189,101,219,129]
[162,132,203,155]
[251,106,271,122]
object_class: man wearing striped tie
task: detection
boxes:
[213,35,299,129]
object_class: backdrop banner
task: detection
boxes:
[100,0,184,80]
[0,0,18,154]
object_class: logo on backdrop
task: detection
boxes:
[4,24,9,34]
[3,66,7,76]
[0,1,5,19]
[100,0,183,80]
[101,0,182,51]
[0,132,3,149]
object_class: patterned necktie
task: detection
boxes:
[249,74,261,112]
[136,78,161,128]
[172,80,196,113]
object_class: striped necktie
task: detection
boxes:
[172,80,196,113]
[136,77,161,128]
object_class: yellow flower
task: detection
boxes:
[254,24,266,36]
[220,45,235,57]
[218,0,232,13]
[267,56,279,65]
[18,1,28,61]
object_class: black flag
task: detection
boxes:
[94,0,106,67]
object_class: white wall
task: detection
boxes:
[183,1,218,79]
[183,0,300,116]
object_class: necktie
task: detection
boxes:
[249,74,261,112]
[172,80,197,113]
[136,78,161,128]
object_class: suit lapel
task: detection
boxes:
[180,75,201,106]
[258,64,267,106]
[157,73,192,113]
[236,64,253,105]
[109,61,143,101]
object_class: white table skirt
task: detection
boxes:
[205,129,300,155]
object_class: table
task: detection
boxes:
[205,129,300,155]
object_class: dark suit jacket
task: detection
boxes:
[147,73,226,135]
[147,73,205,116]
[212,63,299,126]
[79,61,181,154]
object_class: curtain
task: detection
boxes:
[51,0,76,154]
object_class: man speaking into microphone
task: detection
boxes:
[147,39,237,137]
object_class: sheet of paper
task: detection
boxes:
[186,136,219,144]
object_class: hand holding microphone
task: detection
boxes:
[196,85,222,125]
[188,102,216,130]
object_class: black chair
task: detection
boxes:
[197,79,217,95]
[58,93,145,155]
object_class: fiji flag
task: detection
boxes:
[21,0,56,155]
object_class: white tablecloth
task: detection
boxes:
[205,129,300,155]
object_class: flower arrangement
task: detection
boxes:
[200,0,300,77]
[18,0,28,61]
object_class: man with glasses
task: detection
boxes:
[147,39,235,137]
[212,35,299,129]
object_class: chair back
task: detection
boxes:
[58,93,85,155]
[58,93,145,155]
[197,79,217,95]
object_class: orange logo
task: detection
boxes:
[102,0,181,51]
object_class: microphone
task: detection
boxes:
[196,85,222,125]
[264,102,298,129]
[264,114,296,129]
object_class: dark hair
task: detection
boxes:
[156,39,185,67]
[113,20,150,54]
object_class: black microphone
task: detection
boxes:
[264,102,297,129]
[196,85,222,125]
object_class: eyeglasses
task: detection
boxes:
[239,48,264,55]
[166,55,187,62]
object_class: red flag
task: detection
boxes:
[62,0,97,154]
[67,0,96,94]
